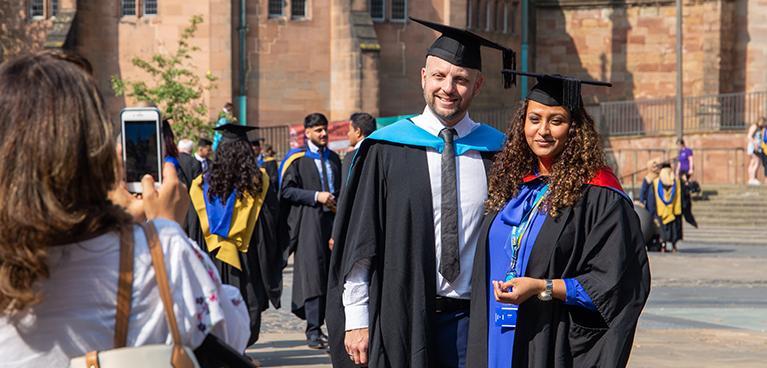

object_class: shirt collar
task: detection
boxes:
[194,152,205,162]
[353,141,362,150]
[411,106,478,139]
[307,140,321,153]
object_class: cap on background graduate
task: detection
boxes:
[501,70,611,113]
[410,17,516,89]
[214,123,258,144]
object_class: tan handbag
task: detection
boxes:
[70,222,200,368]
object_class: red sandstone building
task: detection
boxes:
[2,0,766,183]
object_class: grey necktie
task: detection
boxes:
[439,128,460,283]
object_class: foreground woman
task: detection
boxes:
[467,72,651,368]
[0,51,249,366]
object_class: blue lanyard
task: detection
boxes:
[657,179,676,206]
[505,186,548,281]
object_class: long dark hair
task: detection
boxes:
[486,99,606,215]
[162,120,178,159]
[203,140,263,203]
[0,51,132,314]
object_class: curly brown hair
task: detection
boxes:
[485,99,606,215]
[0,52,133,314]
[202,140,263,204]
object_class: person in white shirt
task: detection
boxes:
[195,138,213,173]
[326,17,514,368]
[0,51,249,367]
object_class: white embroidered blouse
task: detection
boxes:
[0,219,250,368]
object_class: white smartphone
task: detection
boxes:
[120,107,163,193]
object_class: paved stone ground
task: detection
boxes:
[245,239,767,367]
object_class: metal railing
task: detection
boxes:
[470,105,517,133]
[254,125,291,161]
[600,91,767,137]
[605,147,746,197]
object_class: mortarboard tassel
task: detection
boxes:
[502,49,516,89]
[563,77,582,113]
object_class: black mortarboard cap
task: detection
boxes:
[214,123,258,144]
[501,70,611,113]
[249,137,264,146]
[410,17,516,89]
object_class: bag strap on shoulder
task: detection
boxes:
[114,225,134,348]
[141,221,197,368]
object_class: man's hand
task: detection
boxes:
[142,162,190,224]
[317,192,337,207]
[345,328,369,367]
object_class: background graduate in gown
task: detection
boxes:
[190,123,282,346]
[466,72,651,368]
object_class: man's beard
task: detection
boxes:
[310,137,327,148]
[425,90,475,124]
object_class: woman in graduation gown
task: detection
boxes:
[190,123,283,346]
[466,72,651,368]
[649,165,684,253]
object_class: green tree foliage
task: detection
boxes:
[111,15,217,141]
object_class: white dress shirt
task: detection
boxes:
[306,140,336,206]
[342,107,489,330]
[194,152,208,172]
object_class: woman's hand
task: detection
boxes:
[142,162,190,224]
[493,277,544,305]
[109,144,146,223]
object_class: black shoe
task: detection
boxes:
[307,335,327,349]
[318,332,329,344]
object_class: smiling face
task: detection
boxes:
[524,100,572,174]
[421,56,484,127]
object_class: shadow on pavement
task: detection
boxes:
[250,339,308,349]
[676,247,735,254]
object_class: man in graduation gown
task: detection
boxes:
[190,123,283,346]
[326,17,515,368]
[340,113,377,194]
[279,112,342,349]
[178,139,204,236]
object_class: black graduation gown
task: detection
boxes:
[192,172,283,346]
[340,148,356,195]
[178,152,203,187]
[466,185,651,368]
[260,158,280,195]
[179,152,203,235]
[278,146,341,319]
[648,182,684,244]
[326,139,495,368]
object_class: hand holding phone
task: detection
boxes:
[121,107,163,193]
[142,161,190,224]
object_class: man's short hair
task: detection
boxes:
[304,113,328,129]
[198,138,213,148]
[178,139,194,152]
[677,138,685,145]
[224,102,233,109]
[350,112,377,138]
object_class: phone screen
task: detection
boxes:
[123,120,160,183]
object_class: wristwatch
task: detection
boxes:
[538,279,553,301]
